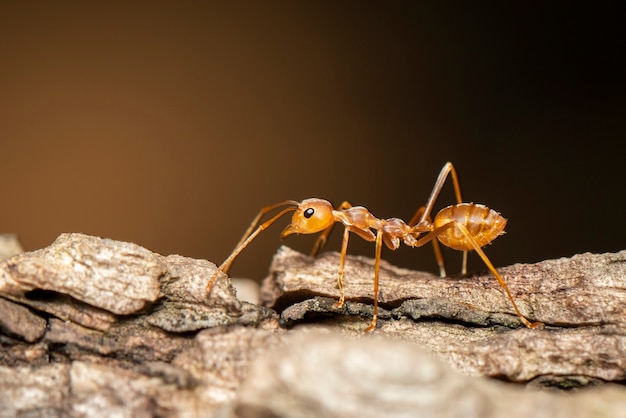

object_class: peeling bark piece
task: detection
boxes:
[146,301,277,333]
[377,320,626,383]
[280,296,392,326]
[45,319,120,356]
[0,233,165,315]
[504,250,626,326]
[236,302,279,328]
[0,234,23,260]
[0,261,24,296]
[265,246,626,327]
[148,254,258,332]
[146,302,241,332]
[233,331,626,418]
[0,297,47,342]
[162,254,240,312]
[14,292,117,332]
[394,298,522,328]
[45,318,192,362]
[460,325,626,382]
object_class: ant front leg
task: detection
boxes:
[364,229,384,332]
[333,226,351,309]
[220,200,299,274]
[206,200,299,293]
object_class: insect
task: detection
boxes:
[207,162,542,331]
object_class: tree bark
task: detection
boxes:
[263,246,626,382]
[0,233,625,417]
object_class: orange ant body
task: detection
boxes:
[208,162,541,331]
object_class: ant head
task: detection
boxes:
[281,198,335,238]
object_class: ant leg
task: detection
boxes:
[419,162,463,222]
[310,201,353,257]
[433,238,447,277]
[461,251,468,275]
[221,200,299,273]
[364,229,384,332]
[452,224,542,328]
[407,206,426,226]
[408,206,446,277]
[410,223,542,329]
[419,162,468,275]
[310,225,334,257]
[419,162,462,223]
[333,226,351,309]
[207,203,298,293]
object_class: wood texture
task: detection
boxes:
[0,233,625,417]
[264,246,626,327]
[263,246,626,382]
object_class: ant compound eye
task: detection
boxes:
[303,208,315,218]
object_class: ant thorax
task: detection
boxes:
[335,206,382,231]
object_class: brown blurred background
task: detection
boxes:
[1,2,624,281]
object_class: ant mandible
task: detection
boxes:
[207,162,542,331]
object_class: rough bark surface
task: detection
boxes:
[263,246,626,383]
[0,233,625,417]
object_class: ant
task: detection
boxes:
[207,162,542,331]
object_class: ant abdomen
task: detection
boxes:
[434,203,507,251]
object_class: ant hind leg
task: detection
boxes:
[409,222,542,329]
[408,206,447,277]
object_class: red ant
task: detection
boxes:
[207,162,542,331]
